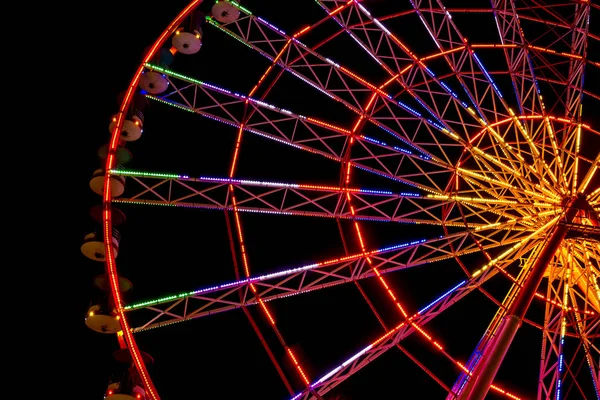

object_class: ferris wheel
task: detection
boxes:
[83,0,600,398]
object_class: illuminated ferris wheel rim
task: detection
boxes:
[97,1,600,399]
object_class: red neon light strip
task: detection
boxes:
[329,1,353,17]
[306,117,351,134]
[339,88,455,389]
[104,2,206,399]
[231,193,310,385]
[249,41,292,97]
[343,83,442,391]
[332,15,524,398]
[342,92,466,386]
[227,31,318,389]
[365,310,522,399]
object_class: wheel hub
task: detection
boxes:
[560,194,600,241]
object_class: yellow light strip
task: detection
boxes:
[428,194,517,205]
[587,186,600,202]
[572,104,584,194]
[513,110,567,193]
[579,153,599,195]
[469,146,522,178]
[544,117,568,195]
[471,210,558,232]
[460,176,538,221]
[456,166,556,204]
[472,216,559,277]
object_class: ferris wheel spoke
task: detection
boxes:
[409,0,513,126]
[109,169,561,230]
[490,0,545,116]
[294,238,540,399]
[449,240,547,397]
[124,223,535,333]
[465,134,547,192]
[461,114,584,199]
[570,244,600,314]
[454,157,561,206]
[208,6,482,159]
[563,2,591,123]
[579,152,600,196]
[349,137,460,194]
[208,12,369,111]
[144,66,348,160]
[568,268,600,395]
[108,170,427,222]
[435,194,558,229]
[315,0,497,144]
[539,118,600,198]
[580,240,600,276]
[208,10,375,112]
[146,55,462,193]
[509,1,591,121]
[515,9,600,43]
[506,114,571,194]
[209,3,567,199]
[314,0,549,194]
[122,233,457,331]
[536,251,600,400]
[363,102,561,203]
[537,269,582,399]
[313,0,553,195]
[508,2,592,198]
[406,1,571,192]
[442,162,561,218]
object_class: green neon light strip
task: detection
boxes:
[124,291,195,310]
[113,199,176,207]
[144,64,205,85]
[146,95,195,113]
[110,169,180,179]
[206,18,253,49]
[222,0,252,15]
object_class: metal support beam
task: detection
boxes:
[458,195,587,400]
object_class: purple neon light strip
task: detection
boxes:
[351,2,478,132]
[111,170,423,197]
[207,14,441,162]
[290,276,467,399]
[125,239,427,310]
[321,1,461,140]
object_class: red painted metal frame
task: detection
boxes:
[103,2,205,399]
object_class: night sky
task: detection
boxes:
[77,1,600,399]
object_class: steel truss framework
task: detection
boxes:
[98,0,600,399]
